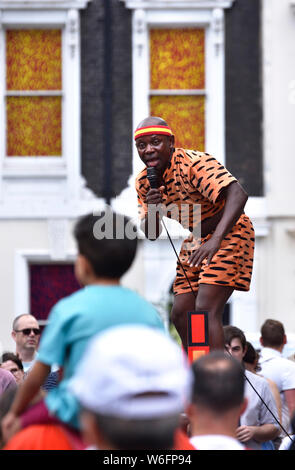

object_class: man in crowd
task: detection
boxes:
[259,319,295,439]
[11,314,41,373]
[224,325,279,449]
[11,314,59,391]
[187,351,248,450]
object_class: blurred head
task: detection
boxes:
[260,319,286,349]
[189,352,246,416]
[0,368,17,396]
[73,211,138,285]
[1,352,24,385]
[223,325,247,363]
[0,387,18,448]
[11,314,40,358]
[70,325,192,450]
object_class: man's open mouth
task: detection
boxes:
[146,158,159,168]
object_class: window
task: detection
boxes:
[127,3,232,177]
[0,3,91,217]
[149,28,205,151]
[30,263,80,323]
[14,249,78,323]
[6,29,63,158]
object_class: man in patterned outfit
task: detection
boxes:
[135,116,255,351]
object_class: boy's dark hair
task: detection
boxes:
[1,352,23,371]
[260,319,285,348]
[74,211,138,279]
[191,352,245,414]
[223,325,247,351]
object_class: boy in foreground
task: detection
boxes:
[2,210,164,443]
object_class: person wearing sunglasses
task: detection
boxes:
[10,315,60,395]
[11,315,41,374]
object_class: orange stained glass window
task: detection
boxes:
[150,28,205,90]
[6,97,62,156]
[6,29,62,91]
[150,95,205,151]
[5,29,62,157]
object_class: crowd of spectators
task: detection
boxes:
[1,210,295,451]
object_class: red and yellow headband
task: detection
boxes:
[134,125,173,141]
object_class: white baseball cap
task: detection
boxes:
[69,324,192,419]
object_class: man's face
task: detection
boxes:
[12,315,41,354]
[135,134,174,175]
[1,360,24,385]
[225,337,246,363]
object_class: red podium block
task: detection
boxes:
[187,311,210,363]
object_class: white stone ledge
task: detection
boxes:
[120,0,235,10]
[0,0,92,9]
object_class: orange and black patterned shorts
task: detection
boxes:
[173,213,255,296]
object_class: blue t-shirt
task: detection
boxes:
[37,285,165,428]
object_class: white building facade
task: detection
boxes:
[0,0,294,353]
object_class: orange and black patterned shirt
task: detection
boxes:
[136,148,237,233]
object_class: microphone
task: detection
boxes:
[147,167,159,189]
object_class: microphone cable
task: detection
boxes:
[161,217,197,299]
[146,166,294,444]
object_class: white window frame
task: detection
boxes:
[0,9,77,178]
[148,26,207,156]
[1,22,66,176]
[120,0,236,177]
[0,1,92,217]
[118,1,267,234]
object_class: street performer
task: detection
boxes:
[135,116,255,351]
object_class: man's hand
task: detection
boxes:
[236,425,255,443]
[146,186,165,206]
[141,186,166,241]
[1,411,21,443]
[188,235,222,267]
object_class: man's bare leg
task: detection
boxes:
[171,285,234,352]
[195,284,234,351]
[170,292,196,352]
